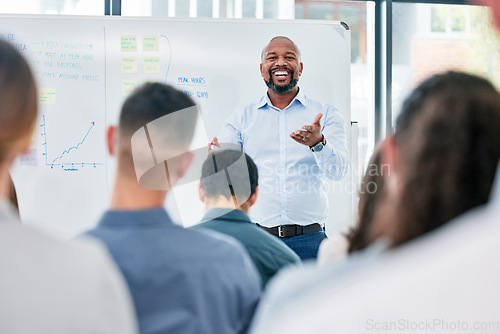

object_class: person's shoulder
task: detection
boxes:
[190,227,261,283]
[0,224,137,333]
[191,218,223,231]
[244,225,300,260]
[0,222,125,290]
[179,221,247,253]
[1,221,104,261]
[190,225,248,254]
[179,220,250,260]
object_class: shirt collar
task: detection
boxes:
[98,207,176,229]
[202,208,251,224]
[294,88,307,106]
[257,88,307,110]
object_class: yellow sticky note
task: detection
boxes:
[122,80,137,97]
[144,57,161,73]
[121,35,137,52]
[142,35,159,52]
[40,88,56,104]
[121,57,138,73]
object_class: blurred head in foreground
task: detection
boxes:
[0,39,37,200]
[108,83,197,193]
[371,71,500,247]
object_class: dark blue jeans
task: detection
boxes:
[280,230,326,260]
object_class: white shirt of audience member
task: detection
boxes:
[251,162,500,334]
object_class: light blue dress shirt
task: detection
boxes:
[219,90,350,228]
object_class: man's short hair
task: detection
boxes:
[119,82,196,141]
[117,83,198,189]
[201,150,258,203]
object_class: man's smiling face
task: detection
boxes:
[260,38,303,94]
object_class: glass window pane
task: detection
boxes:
[392,4,499,125]
[351,31,360,63]
[309,3,334,20]
[294,0,374,172]
[339,6,360,27]
[295,3,305,20]
[0,0,103,15]
[431,5,446,32]
[219,0,227,18]
[198,0,212,17]
[451,7,467,32]
[263,0,279,19]
[243,0,256,18]
[151,0,169,17]
[176,0,189,17]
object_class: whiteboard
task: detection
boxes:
[0,15,352,238]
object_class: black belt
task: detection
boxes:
[257,223,323,238]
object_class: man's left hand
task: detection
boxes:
[290,113,323,147]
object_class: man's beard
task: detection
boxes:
[264,68,298,94]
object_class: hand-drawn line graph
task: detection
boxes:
[40,114,104,170]
[52,121,95,163]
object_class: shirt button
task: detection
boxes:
[281,210,286,214]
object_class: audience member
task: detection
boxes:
[317,145,386,266]
[0,38,137,334]
[84,83,260,334]
[193,149,301,288]
[370,71,500,246]
[250,71,500,333]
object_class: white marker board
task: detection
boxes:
[1,15,352,238]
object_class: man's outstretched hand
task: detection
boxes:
[290,113,323,147]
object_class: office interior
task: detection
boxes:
[3,0,495,177]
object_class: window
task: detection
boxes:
[392,3,499,125]
[175,0,189,17]
[0,0,103,15]
[431,5,447,32]
[430,4,469,34]
[197,1,212,17]
[263,0,279,19]
[295,0,374,173]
